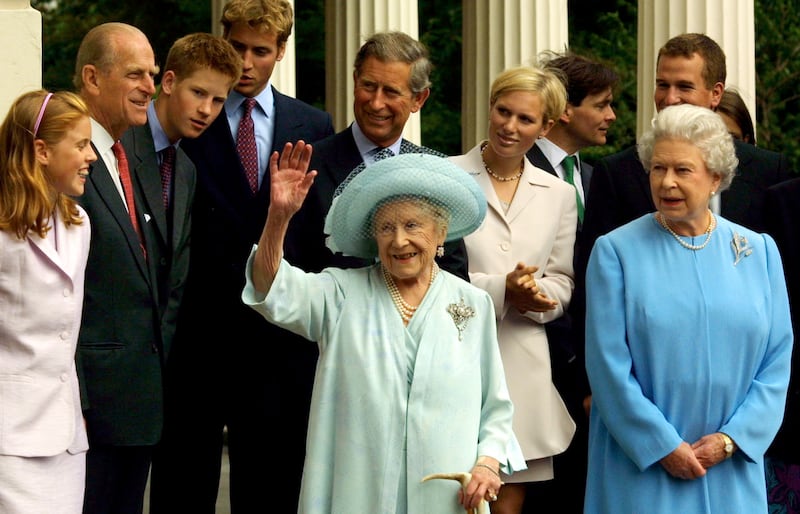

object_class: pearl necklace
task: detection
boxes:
[656,211,716,251]
[480,142,523,182]
[382,263,439,323]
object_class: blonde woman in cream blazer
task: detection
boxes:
[450,66,576,514]
[0,90,94,514]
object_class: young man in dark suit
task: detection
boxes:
[119,33,241,511]
[73,22,161,514]
[151,2,334,513]
[298,31,469,279]
[524,52,619,514]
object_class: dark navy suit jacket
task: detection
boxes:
[763,177,800,462]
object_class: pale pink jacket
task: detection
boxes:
[0,207,90,457]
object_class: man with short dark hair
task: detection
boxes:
[524,51,619,514]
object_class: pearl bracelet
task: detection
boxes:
[475,463,500,478]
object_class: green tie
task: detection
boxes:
[562,155,584,223]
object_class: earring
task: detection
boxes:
[711,190,716,196]
[436,245,444,258]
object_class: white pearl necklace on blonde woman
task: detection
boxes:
[382,264,439,323]
[656,210,716,251]
[480,142,523,182]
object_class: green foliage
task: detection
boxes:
[567,0,638,164]
[32,0,800,173]
[33,0,210,92]
[418,2,463,155]
[294,0,327,110]
[755,0,800,173]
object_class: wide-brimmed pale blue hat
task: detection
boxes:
[324,153,487,259]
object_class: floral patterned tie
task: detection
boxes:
[237,98,259,194]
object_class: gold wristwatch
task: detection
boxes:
[720,433,735,459]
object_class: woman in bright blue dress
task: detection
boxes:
[584,104,792,514]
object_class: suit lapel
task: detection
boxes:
[124,126,168,246]
[26,217,66,278]
[505,161,542,224]
[27,209,85,283]
[527,144,557,175]
[87,143,149,277]
[170,149,193,251]
[332,128,365,184]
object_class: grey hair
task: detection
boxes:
[638,104,738,192]
[353,31,432,94]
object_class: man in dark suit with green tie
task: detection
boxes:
[524,51,619,514]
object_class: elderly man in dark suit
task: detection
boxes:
[524,52,619,514]
[297,31,469,279]
[151,2,334,513]
[73,22,162,514]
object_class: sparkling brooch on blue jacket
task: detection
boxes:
[731,232,753,266]
[447,298,475,341]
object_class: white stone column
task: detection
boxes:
[0,0,41,121]
[211,0,296,97]
[636,0,755,138]
[324,0,422,143]
[461,0,568,152]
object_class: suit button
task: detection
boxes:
[63,288,71,297]
[60,331,69,340]
[60,374,68,382]
[500,242,510,251]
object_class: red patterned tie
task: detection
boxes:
[160,145,176,209]
[237,98,259,194]
[112,141,146,257]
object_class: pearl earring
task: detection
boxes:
[436,245,444,258]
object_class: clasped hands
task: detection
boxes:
[505,262,558,313]
[659,433,732,480]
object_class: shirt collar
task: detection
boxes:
[147,101,174,153]
[536,137,581,172]
[225,84,275,118]
[351,121,402,160]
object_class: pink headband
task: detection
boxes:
[33,92,53,137]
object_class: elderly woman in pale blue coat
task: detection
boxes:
[242,146,524,514]
[584,104,792,514]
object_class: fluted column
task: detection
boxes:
[461,0,568,152]
[324,0,421,143]
[0,0,41,121]
[637,0,756,138]
[211,0,296,96]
